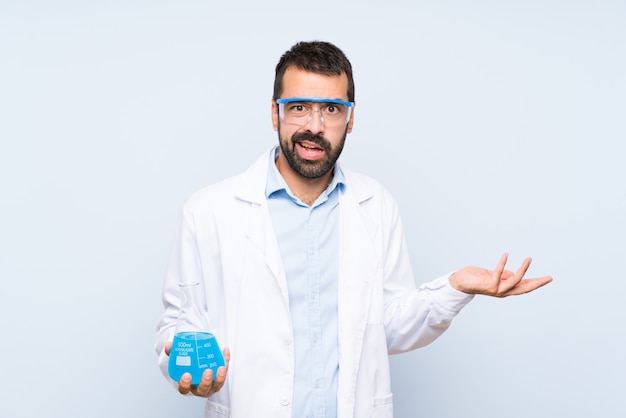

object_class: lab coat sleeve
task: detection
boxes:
[379,193,474,354]
[154,202,205,389]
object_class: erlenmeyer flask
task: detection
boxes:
[168,281,225,385]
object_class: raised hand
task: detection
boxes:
[449,253,552,297]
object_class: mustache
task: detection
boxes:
[291,132,330,150]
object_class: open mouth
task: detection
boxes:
[296,141,325,160]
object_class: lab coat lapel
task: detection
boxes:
[246,201,290,306]
[235,149,290,307]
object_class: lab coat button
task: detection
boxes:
[280,396,290,406]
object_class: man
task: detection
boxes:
[155,40,552,418]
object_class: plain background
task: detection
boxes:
[1,1,625,417]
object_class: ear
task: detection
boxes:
[346,103,355,134]
[271,100,279,131]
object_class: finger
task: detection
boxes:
[501,275,553,297]
[193,368,215,397]
[210,348,231,394]
[178,373,192,395]
[498,258,531,294]
[492,253,509,280]
[211,366,227,393]
[223,347,231,368]
[513,257,532,280]
[164,341,172,356]
[488,253,509,293]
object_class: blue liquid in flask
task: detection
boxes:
[168,331,225,385]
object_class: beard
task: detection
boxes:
[278,125,347,179]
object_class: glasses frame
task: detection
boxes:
[276,97,355,125]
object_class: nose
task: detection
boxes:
[304,109,324,133]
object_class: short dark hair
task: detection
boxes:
[273,41,355,102]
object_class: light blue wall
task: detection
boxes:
[1,1,624,417]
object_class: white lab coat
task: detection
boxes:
[155,147,473,418]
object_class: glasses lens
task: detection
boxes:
[279,101,351,126]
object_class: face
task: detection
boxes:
[272,67,354,180]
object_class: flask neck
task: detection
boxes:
[179,281,200,311]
